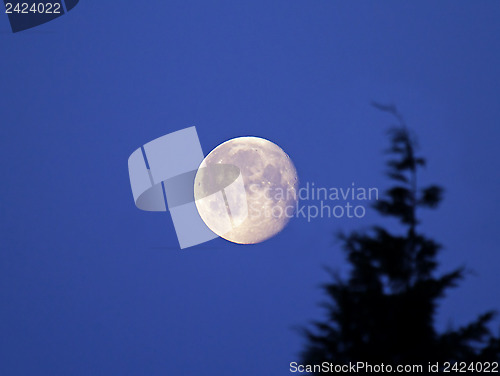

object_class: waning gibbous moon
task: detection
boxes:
[194,136,299,244]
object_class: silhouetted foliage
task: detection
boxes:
[301,103,500,373]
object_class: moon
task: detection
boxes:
[194,136,298,244]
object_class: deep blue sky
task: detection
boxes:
[1,1,499,375]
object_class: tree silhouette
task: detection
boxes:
[301,104,500,373]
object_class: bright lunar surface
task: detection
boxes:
[194,137,298,244]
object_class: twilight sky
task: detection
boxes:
[1,1,499,375]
